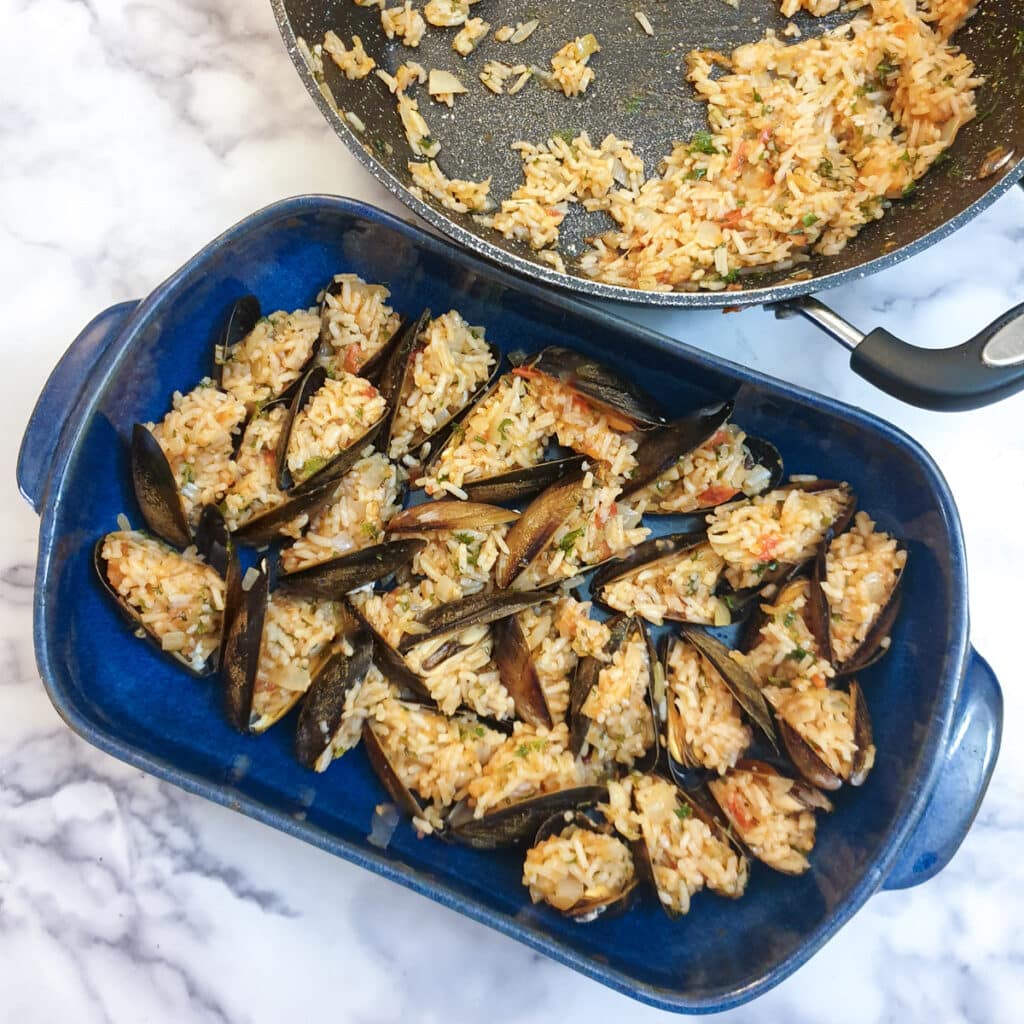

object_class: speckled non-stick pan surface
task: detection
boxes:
[272,0,1024,306]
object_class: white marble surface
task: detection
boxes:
[2,0,1023,1019]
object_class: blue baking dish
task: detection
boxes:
[17,195,1002,1013]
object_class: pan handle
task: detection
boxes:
[771,295,1024,411]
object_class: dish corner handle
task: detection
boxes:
[882,647,1003,891]
[17,301,139,513]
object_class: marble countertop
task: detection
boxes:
[3,0,1022,1020]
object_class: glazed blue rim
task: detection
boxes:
[30,195,970,1012]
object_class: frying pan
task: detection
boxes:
[271,0,1024,410]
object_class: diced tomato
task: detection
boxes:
[727,141,748,175]
[728,794,754,831]
[343,343,363,375]
[812,674,827,689]
[610,501,618,516]
[262,448,276,465]
[363,384,378,398]
[708,429,731,447]
[757,535,781,559]
[720,208,744,228]
[512,366,545,382]
[698,485,740,505]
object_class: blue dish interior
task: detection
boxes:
[39,200,964,1010]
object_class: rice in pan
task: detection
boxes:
[100,530,225,672]
[666,640,751,775]
[147,381,246,527]
[706,485,848,589]
[280,451,403,573]
[219,310,320,409]
[523,825,635,914]
[286,373,386,484]
[629,424,773,514]
[821,512,906,664]
[387,310,495,459]
[318,273,401,377]
[709,769,830,875]
[604,774,748,914]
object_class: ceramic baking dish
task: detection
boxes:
[16,195,1002,1013]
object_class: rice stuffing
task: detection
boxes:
[314,664,393,772]
[318,274,401,377]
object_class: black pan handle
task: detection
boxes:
[771,295,1024,411]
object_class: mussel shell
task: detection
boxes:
[458,455,589,505]
[677,626,777,749]
[294,630,374,770]
[569,615,659,773]
[377,310,502,461]
[386,501,519,535]
[777,718,844,792]
[275,365,388,495]
[277,539,426,600]
[397,588,557,654]
[214,295,261,388]
[492,613,553,729]
[523,348,665,428]
[221,559,270,731]
[347,602,435,702]
[530,809,639,920]
[447,785,609,849]
[131,423,192,549]
[848,680,875,786]
[229,476,340,548]
[362,718,436,828]
[618,401,733,500]
[495,469,586,589]
[735,758,834,811]
[317,279,407,384]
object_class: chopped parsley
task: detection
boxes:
[557,527,585,555]
[674,804,692,821]
[180,464,194,485]
[785,646,810,662]
[901,182,916,199]
[474,434,487,444]
[722,268,740,284]
[515,739,548,758]
[782,610,796,629]
[687,167,708,181]
[802,212,819,227]
[453,532,477,546]
[498,418,513,440]
[300,455,330,479]
[818,158,835,179]
[831,610,844,623]
[361,522,380,540]
[624,93,645,114]
[688,130,720,155]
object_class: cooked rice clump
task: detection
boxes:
[351,579,515,719]
[251,594,343,731]
[148,381,246,526]
[101,530,224,672]
[733,579,835,690]
[517,598,612,724]
[286,373,386,484]
[765,685,871,779]
[381,3,426,47]
[490,0,979,290]
[706,485,848,589]
[318,274,401,377]
[708,769,827,874]
[424,0,471,28]
[314,664,393,772]
[821,511,905,664]
[547,34,601,97]
[579,627,655,768]
[419,372,554,496]
[452,17,490,56]
[523,825,634,913]
[222,406,304,537]
[604,775,748,913]
[667,641,751,774]
[466,723,587,818]
[407,518,511,601]
[280,451,402,573]
[599,542,730,627]
[629,423,773,513]
[387,310,495,459]
[409,160,493,214]
[513,473,649,589]
[220,310,320,409]
[367,695,507,833]
[323,32,376,79]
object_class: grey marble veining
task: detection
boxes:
[2,0,1022,1020]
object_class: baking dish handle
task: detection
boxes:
[882,647,1002,890]
[17,301,139,513]
[772,296,1024,411]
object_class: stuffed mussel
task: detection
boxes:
[316,273,404,380]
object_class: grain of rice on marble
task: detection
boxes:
[100,531,225,672]
[147,381,246,526]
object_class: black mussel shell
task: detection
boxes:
[522,348,665,428]
[447,786,609,849]
[277,539,426,599]
[362,717,436,828]
[848,680,875,786]
[458,455,588,505]
[743,437,785,494]
[397,588,557,654]
[295,630,374,770]
[131,423,192,549]
[492,613,553,729]
[347,602,434,702]
[230,477,340,548]
[386,501,519,535]
[377,310,502,461]
[569,615,659,773]
[318,279,407,384]
[221,559,270,732]
[618,401,733,500]
[214,295,261,389]
[276,365,387,495]
[530,809,639,920]
[495,469,586,589]
[678,626,777,749]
